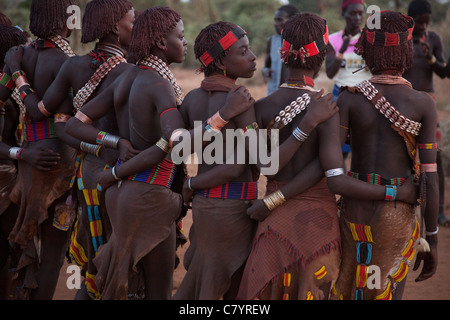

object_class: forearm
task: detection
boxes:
[423,172,439,234]
[327,175,387,200]
[55,122,83,150]
[65,116,100,144]
[113,144,167,179]
[430,59,447,79]
[279,158,324,200]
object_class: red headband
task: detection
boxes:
[280,23,329,63]
[199,26,247,68]
[342,0,366,11]
[365,13,415,46]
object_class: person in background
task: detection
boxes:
[262,4,299,96]
[326,0,371,160]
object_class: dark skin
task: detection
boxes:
[0,66,60,299]
[181,37,340,206]
[6,9,137,165]
[326,3,365,79]
[337,74,439,295]
[403,13,447,92]
[0,26,75,300]
[7,8,135,301]
[66,19,254,299]
[245,66,418,223]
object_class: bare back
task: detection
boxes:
[338,83,436,178]
[180,88,254,182]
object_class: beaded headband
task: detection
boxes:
[199,26,247,67]
[365,13,415,47]
[280,22,329,64]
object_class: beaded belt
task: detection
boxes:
[195,181,258,200]
[347,171,405,187]
[24,116,57,141]
[117,158,177,189]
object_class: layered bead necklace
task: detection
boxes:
[139,54,184,106]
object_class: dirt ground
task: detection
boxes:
[53,64,450,300]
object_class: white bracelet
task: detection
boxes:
[188,177,194,191]
[325,168,345,178]
[8,147,22,160]
[425,226,439,236]
[292,127,309,142]
[111,166,121,181]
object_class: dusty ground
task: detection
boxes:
[53,62,450,300]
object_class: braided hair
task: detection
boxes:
[0,25,27,66]
[281,13,328,71]
[29,0,77,38]
[81,0,133,43]
[128,6,181,64]
[355,11,414,74]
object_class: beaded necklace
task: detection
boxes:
[139,54,184,106]
[73,45,126,111]
[48,35,76,57]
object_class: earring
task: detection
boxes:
[223,68,227,77]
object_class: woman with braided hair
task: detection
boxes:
[236,12,418,301]
[5,0,137,300]
[0,24,63,299]
[332,10,438,300]
[0,0,82,300]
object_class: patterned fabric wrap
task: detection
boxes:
[195,181,258,200]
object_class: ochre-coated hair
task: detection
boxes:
[81,0,133,43]
[0,25,27,65]
[355,11,414,74]
[281,13,328,71]
[0,11,12,26]
[128,6,180,64]
[194,21,240,76]
[29,0,77,38]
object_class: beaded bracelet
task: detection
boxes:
[207,111,229,131]
[20,87,36,101]
[241,122,259,134]
[0,73,14,90]
[385,185,397,201]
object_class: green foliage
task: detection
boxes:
[1,0,448,64]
